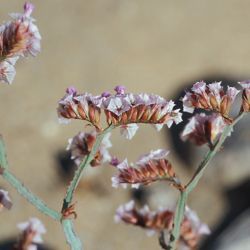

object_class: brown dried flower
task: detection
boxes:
[111,149,181,189]
[182,81,239,120]
[115,201,210,250]
[181,113,227,147]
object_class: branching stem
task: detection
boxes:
[167,112,245,249]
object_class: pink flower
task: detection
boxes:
[67,131,112,166]
[238,80,250,112]
[17,217,46,250]
[120,123,139,139]
[115,202,210,250]
[114,200,173,234]
[181,113,227,146]
[111,149,181,189]
[0,60,16,84]
[0,2,41,84]
[0,189,12,211]
[58,86,182,131]
[182,81,240,119]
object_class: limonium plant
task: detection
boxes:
[0,3,249,250]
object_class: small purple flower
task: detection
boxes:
[101,91,111,98]
[114,85,126,95]
[24,2,35,17]
[66,86,77,95]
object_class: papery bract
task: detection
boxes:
[238,80,250,112]
[0,189,12,210]
[17,217,46,250]
[67,131,112,166]
[181,113,227,146]
[182,81,240,119]
[111,149,180,189]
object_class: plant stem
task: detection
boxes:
[62,219,83,250]
[60,125,114,250]
[0,168,60,221]
[168,112,245,249]
[62,125,113,211]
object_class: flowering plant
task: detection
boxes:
[0,3,249,250]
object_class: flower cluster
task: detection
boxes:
[0,2,41,84]
[16,217,46,250]
[111,149,181,189]
[182,81,239,120]
[0,189,12,211]
[238,80,250,112]
[115,200,173,234]
[181,113,227,146]
[67,131,112,166]
[58,86,182,138]
[115,201,210,250]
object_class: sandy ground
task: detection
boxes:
[0,0,250,249]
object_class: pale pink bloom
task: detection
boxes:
[111,150,179,189]
[0,189,12,210]
[0,60,16,84]
[136,149,169,165]
[238,80,250,112]
[103,96,131,116]
[182,81,240,117]
[120,123,139,139]
[67,131,112,166]
[17,217,46,249]
[181,113,226,146]
[114,200,173,233]
[184,206,210,235]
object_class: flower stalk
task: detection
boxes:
[167,112,245,249]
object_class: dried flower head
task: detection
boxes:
[111,149,181,189]
[67,131,112,166]
[0,2,41,84]
[115,201,210,250]
[114,200,173,234]
[181,113,227,147]
[0,189,12,211]
[17,217,46,250]
[182,81,239,120]
[180,207,210,249]
[57,86,182,137]
[238,80,250,112]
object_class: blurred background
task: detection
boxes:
[0,0,250,249]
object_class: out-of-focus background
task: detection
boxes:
[0,1,250,249]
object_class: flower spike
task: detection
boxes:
[115,202,210,250]
[111,149,182,189]
[58,86,182,135]
[182,81,240,120]
[0,2,41,84]
[238,80,250,112]
[181,113,227,147]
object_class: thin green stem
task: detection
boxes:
[0,168,60,221]
[62,125,114,211]
[168,112,245,249]
[60,125,114,250]
[62,219,83,250]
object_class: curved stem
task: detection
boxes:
[0,168,60,221]
[168,112,245,249]
[60,125,114,250]
[62,125,114,211]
